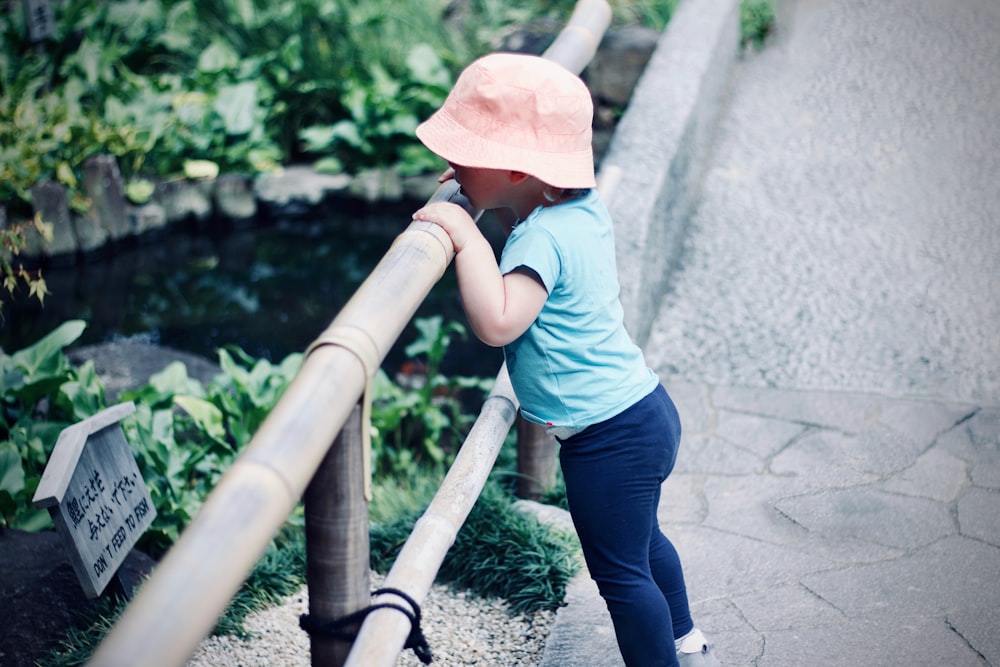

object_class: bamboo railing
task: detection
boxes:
[87,2,611,665]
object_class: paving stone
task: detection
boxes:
[948,606,1000,667]
[674,433,765,476]
[702,474,809,545]
[660,473,709,525]
[668,526,832,601]
[957,488,1000,547]
[770,430,880,489]
[761,616,986,667]
[882,446,969,502]
[710,387,883,434]
[877,399,977,443]
[714,410,806,460]
[970,461,1000,489]
[801,536,1000,618]
[774,487,955,550]
[730,583,843,632]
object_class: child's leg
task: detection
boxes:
[559,385,690,667]
[648,491,694,641]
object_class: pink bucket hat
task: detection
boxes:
[416,53,596,189]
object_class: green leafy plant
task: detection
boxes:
[300,43,453,175]
[741,0,775,48]
[1,317,491,550]
[0,320,92,530]
[370,316,493,474]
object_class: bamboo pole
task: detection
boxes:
[304,405,369,666]
[542,0,614,71]
[517,418,559,499]
[343,366,519,667]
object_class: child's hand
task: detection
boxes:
[412,202,478,253]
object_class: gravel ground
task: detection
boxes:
[186,575,556,666]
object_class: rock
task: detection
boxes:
[586,26,660,107]
[213,174,258,222]
[349,168,405,203]
[28,180,78,257]
[0,527,155,667]
[127,201,168,237]
[67,340,221,401]
[83,155,129,242]
[255,165,352,211]
[155,178,213,224]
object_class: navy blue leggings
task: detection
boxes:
[558,384,693,667]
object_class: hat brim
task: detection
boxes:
[416,108,596,190]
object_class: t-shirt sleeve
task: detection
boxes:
[499,226,562,293]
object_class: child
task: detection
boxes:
[411,53,720,667]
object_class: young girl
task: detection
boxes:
[411,53,720,667]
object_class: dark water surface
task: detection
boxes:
[1,208,504,379]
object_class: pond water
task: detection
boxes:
[1,203,504,380]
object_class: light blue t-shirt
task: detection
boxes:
[498,189,658,430]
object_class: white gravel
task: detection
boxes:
[186,576,556,666]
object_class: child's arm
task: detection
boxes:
[412,201,547,347]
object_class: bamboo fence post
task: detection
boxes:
[517,418,559,500]
[304,404,369,667]
[343,366,519,667]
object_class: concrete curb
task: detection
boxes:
[539,1,742,663]
[602,0,741,348]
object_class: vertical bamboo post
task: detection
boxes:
[512,0,613,501]
[516,418,559,500]
[304,404,370,667]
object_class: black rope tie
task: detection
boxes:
[299,587,433,664]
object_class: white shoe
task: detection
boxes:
[676,628,720,667]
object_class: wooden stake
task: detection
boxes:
[304,405,370,667]
[516,417,559,500]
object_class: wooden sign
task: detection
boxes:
[32,402,157,598]
[23,0,55,42]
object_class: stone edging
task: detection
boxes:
[602,0,742,348]
[19,160,445,262]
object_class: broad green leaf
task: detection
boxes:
[198,40,239,74]
[173,395,227,444]
[0,446,25,497]
[55,161,77,188]
[330,119,364,150]
[58,360,106,421]
[142,361,206,403]
[12,506,51,531]
[9,320,84,383]
[313,156,344,175]
[214,82,258,136]
[299,125,338,153]
[406,44,451,88]
[75,38,102,84]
